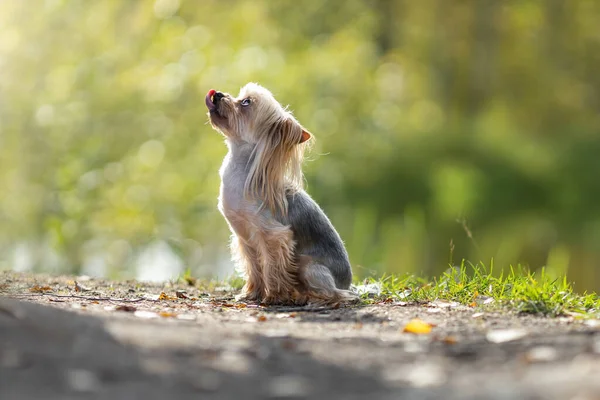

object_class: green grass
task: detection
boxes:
[360,261,599,317]
[179,261,599,317]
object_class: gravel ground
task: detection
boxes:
[1,271,600,400]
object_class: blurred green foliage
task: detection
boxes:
[1,0,600,290]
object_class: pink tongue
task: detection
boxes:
[205,89,216,110]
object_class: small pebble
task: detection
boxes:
[267,375,311,398]
[134,310,159,319]
[66,369,100,393]
[525,346,558,363]
[486,329,527,343]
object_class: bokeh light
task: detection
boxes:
[0,1,599,291]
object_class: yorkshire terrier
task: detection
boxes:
[205,83,355,306]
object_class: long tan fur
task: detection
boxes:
[245,117,309,216]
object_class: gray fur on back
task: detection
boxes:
[283,190,352,289]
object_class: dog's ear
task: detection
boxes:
[299,129,312,143]
[281,117,312,145]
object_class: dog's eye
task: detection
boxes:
[241,98,251,107]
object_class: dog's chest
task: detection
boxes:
[218,153,253,218]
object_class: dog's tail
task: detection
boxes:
[298,263,357,306]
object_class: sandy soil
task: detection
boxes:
[1,271,599,399]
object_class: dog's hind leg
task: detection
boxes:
[299,262,357,306]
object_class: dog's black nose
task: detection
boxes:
[213,91,224,103]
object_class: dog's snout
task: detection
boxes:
[213,91,224,103]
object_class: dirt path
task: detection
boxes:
[1,271,599,399]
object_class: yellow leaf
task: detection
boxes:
[159,312,176,318]
[157,292,176,301]
[402,318,433,335]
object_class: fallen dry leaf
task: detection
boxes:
[30,285,52,293]
[175,290,188,299]
[403,318,433,335]
[158,292,176,301]
[115,305,137,312]
[257,315,268,322]
[159,312,177,318]
[441,336,458,345]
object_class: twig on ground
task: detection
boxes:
[7,293,146,303]
[263,305,341,313]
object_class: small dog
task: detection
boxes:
[205,83,354,305]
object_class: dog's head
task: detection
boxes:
[205,83,311,145]
[206,83,313,215]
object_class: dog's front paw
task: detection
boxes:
[262,290,300,306]
[235,293,260,303]
[236,286,264,303]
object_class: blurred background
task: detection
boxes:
[1,0,600,292]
